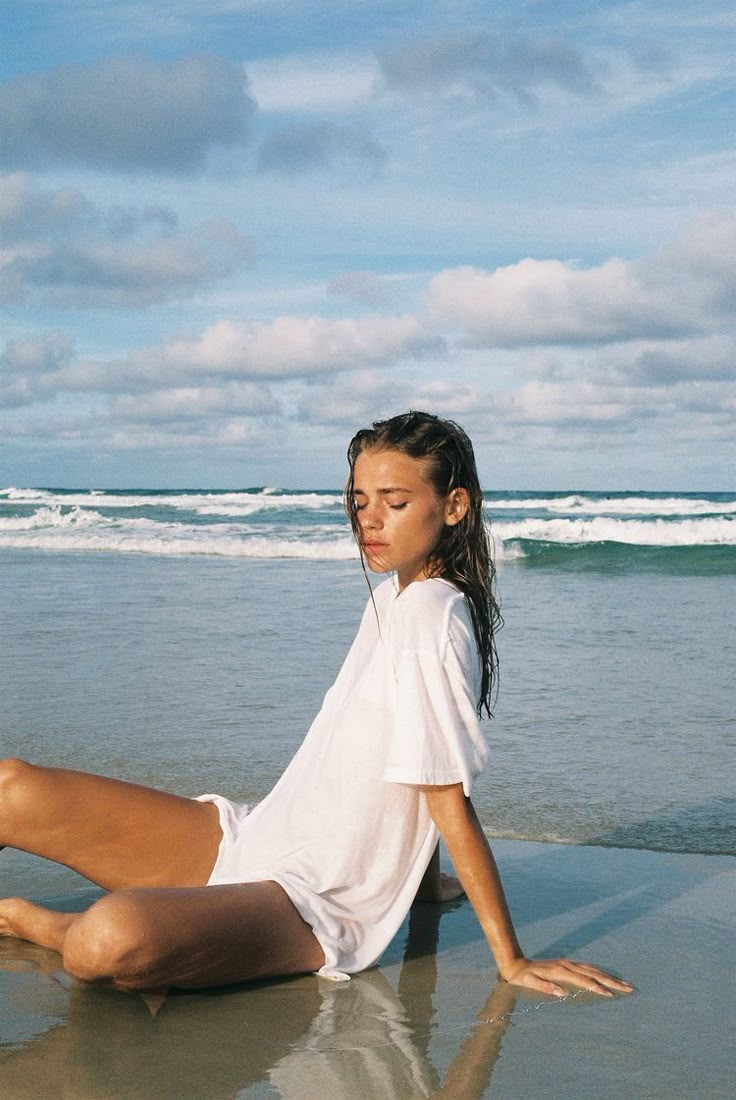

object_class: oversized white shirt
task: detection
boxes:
[199,576,489,979]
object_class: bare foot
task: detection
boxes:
[436,871,465,902]
[414,872,466,904]
[0,897,75,951]
[0,897,27,938]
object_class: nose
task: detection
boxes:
[358,502,382,530]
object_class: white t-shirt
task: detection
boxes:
[198,576,489,979]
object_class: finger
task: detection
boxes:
[516,960,614,998]
[568,975,614,998]
[587,973,634,993]
[506,961,574,999]
[559,960,635,994]
[511,972,567,998]
[554,964,615,996]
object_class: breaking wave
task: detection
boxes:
[1,487,734,570]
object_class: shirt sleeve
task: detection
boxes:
[382,583,489,797]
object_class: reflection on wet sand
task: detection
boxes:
[0,900,516,1099]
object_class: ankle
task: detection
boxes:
[0,897,27,936]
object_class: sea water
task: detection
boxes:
[1,487,734,867]
[2,486,734,1096]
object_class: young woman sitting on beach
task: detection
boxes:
[0,411,632,999]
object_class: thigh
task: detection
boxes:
[1,761,222,891]
[69,880,326,990]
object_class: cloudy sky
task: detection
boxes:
[2,0,734,489]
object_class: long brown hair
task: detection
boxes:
[345,410,501,717]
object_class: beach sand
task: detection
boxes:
[0,839,733,1098]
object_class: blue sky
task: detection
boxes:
[1,0,734,489]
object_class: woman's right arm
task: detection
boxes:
[422,783,634,998]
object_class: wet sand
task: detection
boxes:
[1,839,733,1098]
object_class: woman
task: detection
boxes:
[0,412,632,999]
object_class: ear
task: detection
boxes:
[444,487,470,526]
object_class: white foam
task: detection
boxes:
[192,492,343,517]
[0,524,357,559]
[3,487,732,519]
[0,495,355,558]
[0,487,54,502]
[489,494,736,517]
[2,488,733,559]
[0,505,105,530]
[0,487,343,516]
[496,515,735,546]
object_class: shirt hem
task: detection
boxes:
[382,767,474,797]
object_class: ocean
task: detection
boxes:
[1,486,734,876]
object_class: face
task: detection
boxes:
[351,448,468,590]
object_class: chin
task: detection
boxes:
[363,553,390,574]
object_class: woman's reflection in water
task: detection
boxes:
[398,898,517,1100]
[0,897,516,1099]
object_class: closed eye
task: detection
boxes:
[389,502,408,510]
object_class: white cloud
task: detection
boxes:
[129,313,439,381]
[0,311,441,415]
[429,258,664,345]
[497,378,652,428]
[296,370,407,427]
[598,2,736,35]
[371,15,736,148]
[297,369,486,428]
[428,213,736,347]
[0,173,98,241]
[0,174,254,307]
[101,417,270,453]
[655,210,736,288]
[0,55,255,172]
[111,382,279,422]
[2,216,734,479]
[642,150,736,204]
[257,121,386,175]
[379,30,598,105]
[1,330,76,407]
[617,333,736,384]
[247,52,380,112]
[325,271,398,307]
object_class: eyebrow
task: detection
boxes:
[353,486,415,496]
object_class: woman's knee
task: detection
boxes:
[62,892,159,986]
[0,758,40,822]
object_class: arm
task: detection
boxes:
[422,783,634,998]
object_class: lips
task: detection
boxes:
[362,541,387,555]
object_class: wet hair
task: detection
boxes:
[345,410,501,717]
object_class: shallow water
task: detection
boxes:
[1,548,734,856]
[1,541,734,1096]
[1,842,734,1099]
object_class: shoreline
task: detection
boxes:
[492,832,736,859]
[2,839,734,1098]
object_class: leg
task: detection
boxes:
[59,881,325,990]
[0,758,222,890]
[0,897,76,951]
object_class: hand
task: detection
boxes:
[501,956,634,999]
